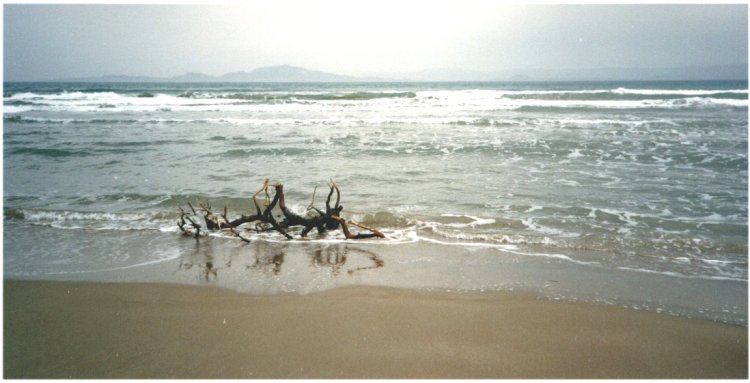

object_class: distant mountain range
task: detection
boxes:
[55,65,376,83]
[53,63,747,82]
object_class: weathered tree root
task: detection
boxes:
[177,179,385,242]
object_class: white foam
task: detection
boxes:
[34,251,181,275]
[521,218,579,238]
[508,97,746,109]
[439,214,496,228]
[416,89,747,110]
[21,209,152,223]
[416,235,516,250]
[701,259,745,265]
[4,105,34,113]
[567,149,584,159]
[555,179,580,187]
[524,206,543,213]
[612,88,748,96]
[420,88,748,98]
[498,246,599,266]
[14,209,174,232]
[6,91,123,101]
[702,213,728,222]
[618,266,747,282]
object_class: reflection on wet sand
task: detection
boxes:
[178,255,222,282]
[176,237,384,283]
[312,246,346,276]
[249,250,285,275]
[345,248,385,275]
[310,245,385,276]
[177,240,224,282]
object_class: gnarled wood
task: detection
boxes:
[178,179,385,242]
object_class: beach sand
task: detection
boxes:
[4,279,747,379]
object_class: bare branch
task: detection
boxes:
[222,208,251,243]
[306,185,318,211]
[349,220,385,238]
[252,178,269,215]
[177,179,385,242]
[331,216,384,240]
[331,178,341,210]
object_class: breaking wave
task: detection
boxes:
[178,90,417,101]
[4,88,745,114]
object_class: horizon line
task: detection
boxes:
[4,63,749,83]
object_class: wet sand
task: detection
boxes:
[4,279,747,379]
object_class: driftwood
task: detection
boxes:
[178,179,385,242]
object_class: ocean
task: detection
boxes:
[4,80,748,325]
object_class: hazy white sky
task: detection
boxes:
[4,2,748,80]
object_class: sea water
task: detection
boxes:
[4,81,747,324]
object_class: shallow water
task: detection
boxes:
[4,80,748,324]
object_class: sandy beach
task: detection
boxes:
[3,279,746,379]
[4,2,748,380]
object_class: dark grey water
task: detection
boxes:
[4,81,748,324]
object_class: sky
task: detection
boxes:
[3,2,748,81]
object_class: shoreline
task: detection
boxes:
[5,227,747,327]
[4,279,747,379]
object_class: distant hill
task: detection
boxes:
[219,65,359,82]
[58,74,163,82]
[55,65,367,83]
[49,63,748,83]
